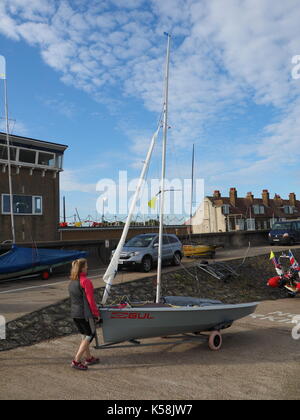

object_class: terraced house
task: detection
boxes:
[0,132,67,242]
[189,188,300,234]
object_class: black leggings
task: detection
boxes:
[73,318,96,343]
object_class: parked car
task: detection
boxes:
[112,233,183,272]
[269,220,300,245]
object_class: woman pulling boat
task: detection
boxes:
[69,258,100,371]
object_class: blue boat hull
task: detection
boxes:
[0,245,87,280]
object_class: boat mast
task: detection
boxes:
[156,33,171,303]
[189,143,195,241]
[101,126,160,305]
[1,56,15,244]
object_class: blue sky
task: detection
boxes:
[0,0,300,223]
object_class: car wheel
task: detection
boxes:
[141,256,152,272]
[172,251,182,266]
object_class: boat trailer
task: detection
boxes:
[196,261,239,282]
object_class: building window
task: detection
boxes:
[284,206,294,215]
[2,194,43,215]
[246,218,255,230]
[0,145,17,161]
[38,152,55,167]
[222,204,230,215]
[0,144,63,170]
[33,196,42,214]
[253,204,265,215]
[236,219,245,230]
[19,149,36,164]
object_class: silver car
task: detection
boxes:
[113,233,183,272]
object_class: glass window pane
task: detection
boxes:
[38,152,55,167]
[57,155,63,169]
[0,145,17,161]
[34,197,42,214]
[19,149,36,164]
[2,195,10,213]
[13,195,32,214]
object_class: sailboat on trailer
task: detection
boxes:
[98,34,257,349]
[0,55,87,281]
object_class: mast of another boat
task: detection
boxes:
[1,56,15,244]
[156,33,171,303]
[189,143,195,242]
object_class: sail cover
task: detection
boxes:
[0,245,87,274]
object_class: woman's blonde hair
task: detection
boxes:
[70,258,87,281]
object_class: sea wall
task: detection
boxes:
[0,251,294,352]
[0,228,271,272]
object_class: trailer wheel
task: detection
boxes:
[41,270,50,280]
[208,331,222,351]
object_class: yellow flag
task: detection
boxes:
[0,55,6,80]
[148,197,157,209]
[270,251,275,260]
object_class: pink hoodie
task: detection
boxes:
[79,273,100,318]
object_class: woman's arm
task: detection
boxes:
[80,275,100,318]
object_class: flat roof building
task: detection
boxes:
[0,132,67,242]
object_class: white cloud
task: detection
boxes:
[60,169,96,193]
[0,0,300,190]
[0,119,29,136]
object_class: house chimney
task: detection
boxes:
[213,190,221,199]
[229,188,237,207]
[289,192,296,207]
[246,192,254,203]
[274,194,282,206]
[262,189,270,207]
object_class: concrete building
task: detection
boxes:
[187,188,300,234]
[0,132,67,242]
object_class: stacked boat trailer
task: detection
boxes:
[196,261,239,282]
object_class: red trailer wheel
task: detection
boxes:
[208,331,222,351]
[41,271,50,280]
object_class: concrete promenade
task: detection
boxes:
[0,244,299,400]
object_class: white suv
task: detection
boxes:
[112,233,183,272]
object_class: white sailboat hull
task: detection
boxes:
[99,301,258,344]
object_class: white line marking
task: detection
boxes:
[0,273,104,294]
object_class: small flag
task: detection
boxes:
[270,251,283,275]
[288,250,299,269]
[148,197,157,209]
[0,55,6,80]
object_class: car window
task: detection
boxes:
[272,222,291,230]
[162,235,179,245]
[170,236,179,243]
[125,235,157,247]
[163,236,170,245]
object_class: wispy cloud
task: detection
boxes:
[41,95,78,118]
[60,169,97,193]
[0,118,29,136]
